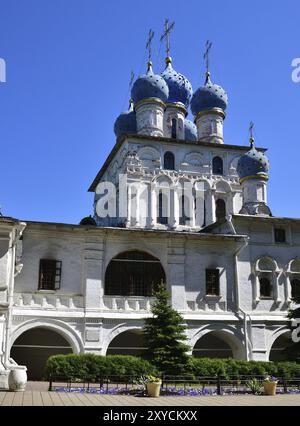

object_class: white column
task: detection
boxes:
[190,193,196,228]
[150,186,157,228]
[170,187,179,229]
[126,185,132,228]
[254,275,260,303]
[273,272,281,304]
[285,274,292,303]
[206,189,216,224]
[134,187,140,228]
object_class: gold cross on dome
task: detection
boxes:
[204,40,213,75]
[160,19,175,59]
[146,29,155,63]
[249,121,255,147]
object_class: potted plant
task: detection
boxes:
[246,378,262,395]
[145,375,162,398]
[263,376,278,396]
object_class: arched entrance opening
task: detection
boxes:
[269,332,294,362]
[192,332,236,359]
[106,330,145,357]
[10,327,73,380]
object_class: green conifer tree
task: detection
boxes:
[287,289,300,361]
[143,283,190,375]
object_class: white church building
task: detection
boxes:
[1,38,300,386]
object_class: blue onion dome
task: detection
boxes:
[184,119,197,141]
[80,216,97,226]
[237,139,270,182]
[161,57,193,109]
[114,100,137,137]
[131,61,169,105]
[191,72,228,116]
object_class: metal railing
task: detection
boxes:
[48,374,300,396]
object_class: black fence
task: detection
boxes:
[48,374,300,396]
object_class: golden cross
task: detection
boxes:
[160,19,175,58]
[146,29,155,63]
[204,40,213,75]
[249,122,255,146]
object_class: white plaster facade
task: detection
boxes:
[0,81,299,388]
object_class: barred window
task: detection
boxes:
[260,277,272,298]
[105,251,166,297]
[274,228,286,244]
[179,196,190,226]
[291,279,300,300]
[157,192,168,225]
[164,152,175,171]
[206,269,220,296]
[171,119,177,139]
[39,260,62,291]
[213,156,223,175]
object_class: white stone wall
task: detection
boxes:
[1,219,294,369]
[94,137,246,229]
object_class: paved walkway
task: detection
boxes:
[0,384,300,406]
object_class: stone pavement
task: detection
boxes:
[0,382,299,406]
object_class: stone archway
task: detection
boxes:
[190,327,246,360]
[10,327,74,380]
[106,329,145,357]
[269,331,294,362]
[192,332,234,359]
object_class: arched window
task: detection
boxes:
[291,279,300,300]
[157,192,168,225]
[164,152,175,171]
[213,156,223,175]
[179,196,190,226]
[105,251,166,297]
[260,277,272,299]
[171,119,177,139]
[216,199,226,221]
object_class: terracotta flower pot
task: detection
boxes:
[146,382,162,398]
[263,382,277,396]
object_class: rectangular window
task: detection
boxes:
[206,269,220,296]
[274,228,286,244]
[39,259,62,291]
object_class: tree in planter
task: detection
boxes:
[143,283,191,375]
[287,290,300,361]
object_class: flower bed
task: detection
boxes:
[54,385,300,397]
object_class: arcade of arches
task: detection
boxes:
[10,327,296,380]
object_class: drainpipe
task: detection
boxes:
[233,236,252,361]
[4,222,26,367]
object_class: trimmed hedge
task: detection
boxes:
[189,358,300,379]
[44,354,157,381]
[44,354,300,382]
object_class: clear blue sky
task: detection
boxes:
[0,0,299,223]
